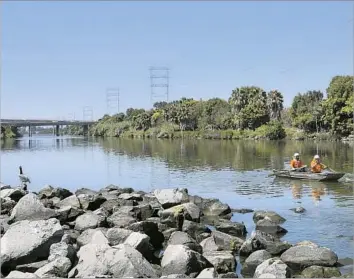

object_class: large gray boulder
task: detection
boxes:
[77,228,108,247]
[77,193,106,211]
[255,217,287,235]
[48,242,76,263]
[197,268,218,278]
[153,188,189,209]
[8,194,58,224]
[106,211,137,228]
[0,188,26,202]
[241,250,272,277]
[239,230,291,256]
[280,244,338,271]
[127,221,164,250]
[160,203,201,223]
[182,220,211,242]
[34,257,72,278]
[211,231,244,252]
[38,185,72,200]
[6,270,39,278]
[203,251,236,274]
[123,232,151,259]
[1,218,63,272]
[301,265,341,278]
[253,211,286,224]
[74,211,106,231]
[254,258,291,278]
[215,220,247,238]
[168,231,203,254]
[72,243,157,278]
[200,237,220,253]
[202,200,231,218]
[106,228,133,246]
[56,194,81,209]
[161,245,212,276]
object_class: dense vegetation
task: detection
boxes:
[0,126,21,139]
[89,75,353,140]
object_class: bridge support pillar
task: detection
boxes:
[55,125,60,137]
[28,126,32,137]
[83,125,89,136]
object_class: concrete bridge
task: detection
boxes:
[0,119,96,136]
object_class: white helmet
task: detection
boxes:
[294,153,300,157]
[314,155,320,159]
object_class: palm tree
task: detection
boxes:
[267,90,284,121]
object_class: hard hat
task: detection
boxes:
[294,153,300,157]
[314,155,320,159]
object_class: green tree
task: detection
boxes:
[229,86,269,130]
[290,90,324,132]
[267,90,284,121]
[322,75,354,136]
[132,111,152,131]
[198,98,231,130]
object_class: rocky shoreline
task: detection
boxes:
[0,184,351,278]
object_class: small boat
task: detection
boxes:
[272,169,345,182]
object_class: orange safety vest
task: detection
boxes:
[290,159,303,168]
[310,160,325,173]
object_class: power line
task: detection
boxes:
[106,88,120,115]
[149,66,169,107]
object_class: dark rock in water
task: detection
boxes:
[34,256,72,278]
[211,230,244,252]
[168,231,203,254]
[77,228,108,247]
[9,193,58,224]
[6,270,39,278]
[1,218,63,274]
[197,267,218,278]
[74,211,106,231]
[182,220,211,242]
[289,207,306,213]
[239,230,292,256]
[77,193,107,211]
[127,221,165,250]
[241,250,272,277]
[0,198,16,215]
[202,251,236,273]
[75,187,98,196]
[231,208,254,214]
[72,243,157,278]
[154,188,190,209]
[0,188,27,202]
[255,218,288,235]
[161,244,212,276]
[38,185,73,200]
[301,265,341,278]
[218,272,238,278]
[280,243,338,271]
[15,260,49,273]
[202,200,231,218]
[253,210,286,224]
[215,220,247,238]
[254,258,292,278]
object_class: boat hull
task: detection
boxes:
[272,170,345,182]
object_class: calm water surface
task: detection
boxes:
[1,136,353,263]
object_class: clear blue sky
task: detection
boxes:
[1,1,353,120]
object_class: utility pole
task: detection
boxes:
[106,88,120,115]
[149,67,169,108]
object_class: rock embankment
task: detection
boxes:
[0,184,346,278]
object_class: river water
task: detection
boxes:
[1,135,353,265]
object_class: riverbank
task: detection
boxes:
[0,126,21,139]
[1,184,352,278]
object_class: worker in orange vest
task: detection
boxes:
[290,153,307,172]
[310,155,327,173]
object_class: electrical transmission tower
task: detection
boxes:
[82,106,93,121]
[149,67,169,107]
[106,88,120,115]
